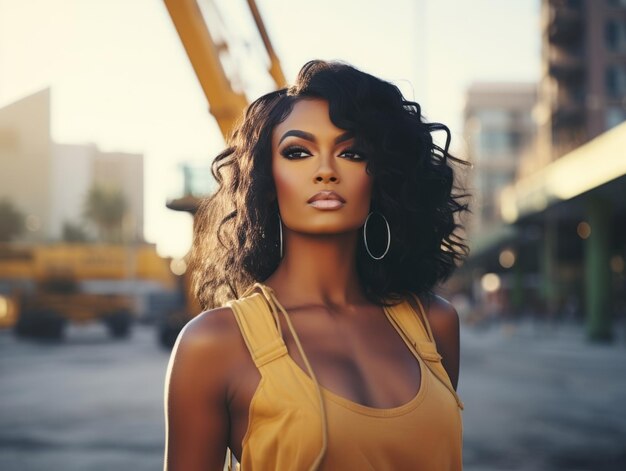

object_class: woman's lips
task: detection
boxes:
[307,190,346,210]
[309,200,345,210]
[307,190,346,204]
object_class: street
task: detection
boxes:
[1,318,625,470]
[459,319,626,470]
[0,324,167,471]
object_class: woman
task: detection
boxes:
[164,60,471,470]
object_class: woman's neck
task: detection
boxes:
[263,228,368,310]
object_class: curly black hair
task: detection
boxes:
[189,60,471,310]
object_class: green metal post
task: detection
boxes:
[511,250,523,315]
[585,194,613,342]
[541,218,558,317]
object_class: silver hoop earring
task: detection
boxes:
[363,211,390,260]
[278,212,283,258]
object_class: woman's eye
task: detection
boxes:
[281,146,310,159]
[340,149,366,161]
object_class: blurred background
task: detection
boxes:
[0,0,625,470]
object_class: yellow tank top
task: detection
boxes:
[225,282,464,470]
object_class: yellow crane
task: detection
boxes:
[163,0,286,136]
[159,0,286,346]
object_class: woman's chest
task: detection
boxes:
[227,307,426,457]
[230,357,461,470]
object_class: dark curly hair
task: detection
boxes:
[189,60,471,310]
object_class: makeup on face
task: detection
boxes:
[271,99,373,235]
[307,189,346,211]
[278,130,366,164]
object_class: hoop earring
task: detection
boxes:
[278,212,283,258]
[363,211,390,260]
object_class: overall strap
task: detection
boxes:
[384,293,465,410]
[224,287,288,369]
[224,285,289,471]
[225,282,328,471]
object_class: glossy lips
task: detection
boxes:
[307,190,346,210]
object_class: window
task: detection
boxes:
[480,130,511,155]
[476,109,510,127]
[605,21,620,52]
[606,107,626,130]
[508,130,524,150]
[605,66,626,98]
[606,67,618,97]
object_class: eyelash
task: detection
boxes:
[280,145,366,161]
[281,146,310,159]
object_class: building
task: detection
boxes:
[463,83,538,235]
[454,1,626,341]
[0,88,144,243]
[500,122,626,340]
[501,0,626,339]
[92,150,144,242]
[529,0,626,172]
[0,88,53,240]
[456,0,626,340]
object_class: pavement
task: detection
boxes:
[0,324,167,471]
[459,318,626,471]
[0,317,625,470]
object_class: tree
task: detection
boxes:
[62,220,90,242]
[0,198,26,242]
[82,184,128,243]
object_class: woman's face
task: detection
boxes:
[271,98,373,235]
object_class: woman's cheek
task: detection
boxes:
[353,176,374,212]
[273,169,301,209]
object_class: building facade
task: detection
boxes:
[532,0,626,170]
[463,83,538,235]
[0,89,144,243]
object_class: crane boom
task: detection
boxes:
[163,0,248,137]
[163,0,286,138]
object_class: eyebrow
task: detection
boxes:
[278,129,354,145]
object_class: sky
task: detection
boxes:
[0,0,540,259]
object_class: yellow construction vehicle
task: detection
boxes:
[0,243,175,340]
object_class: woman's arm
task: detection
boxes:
[163,307,236,471]
[425,295,461,391]
[408,294,461,391]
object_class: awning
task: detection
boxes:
[501,122,626,223]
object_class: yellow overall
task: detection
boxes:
[225,282,464,470]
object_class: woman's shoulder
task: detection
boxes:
[171,306,243,378]
[178,287,273,349]
[406,292,459,324]
[182,305,238,338]
[179,304,241,345]
[408,292,460,382]
[405,292,460,346]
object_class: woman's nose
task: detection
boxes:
[313,154,340,183]
[315,173,339,183]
